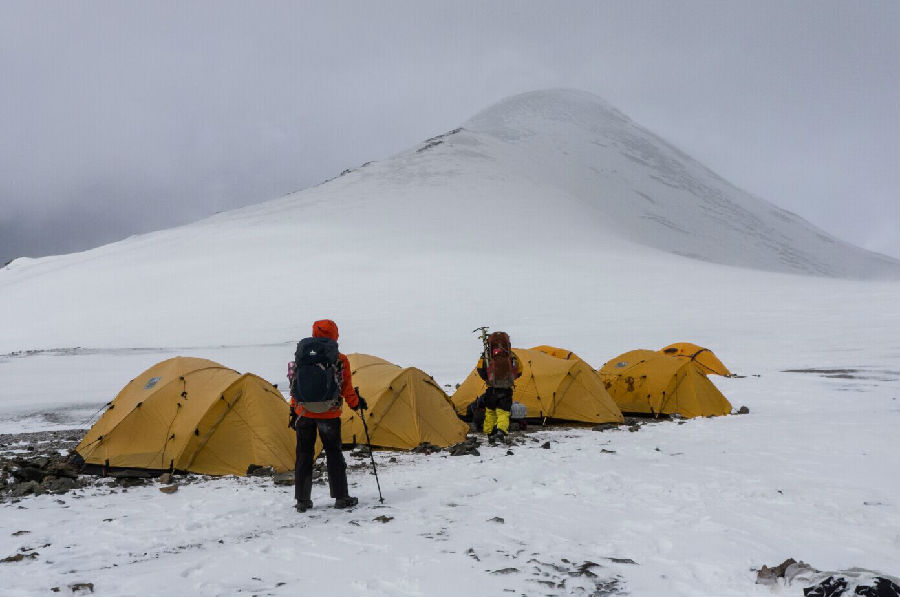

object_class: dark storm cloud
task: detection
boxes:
[1,1,898,265]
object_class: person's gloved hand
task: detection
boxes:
[355,396,368,411]
[288,411,298,429]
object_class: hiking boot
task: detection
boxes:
[488,428,506,444]
[334,496,359,509]
[295,499,313,513]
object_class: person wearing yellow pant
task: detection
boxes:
[476,336,522,442]
[479,387,514,441]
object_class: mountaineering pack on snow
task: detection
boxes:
[485,331,516,388]
[292,337,343,413]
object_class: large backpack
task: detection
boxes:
[291,337,343,413]
[485,331,516,389]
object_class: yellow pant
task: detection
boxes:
[483,408,510,434]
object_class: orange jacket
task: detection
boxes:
[290,319,359,419]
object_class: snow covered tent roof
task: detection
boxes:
[659,342,732,376]
[75,356,296,476]
[450,348,623,424]
[341,353,468,450]
[599,349,732,418]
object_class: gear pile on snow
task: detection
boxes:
[756,558,900,597]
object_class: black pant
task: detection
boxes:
[295,417,349,503]
[481,387,513,411]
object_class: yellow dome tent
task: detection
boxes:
[659,342,732,376]
[75,356,297,476]
[341,353,468,449]
[599,349,732,418]
[450,348,623,424]
[530,345,584,361]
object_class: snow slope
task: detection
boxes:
[0,89,898,595]
[0,89,897,355]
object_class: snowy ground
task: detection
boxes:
[1,264,897,596]
[1,335,897,596]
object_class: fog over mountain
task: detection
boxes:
[0,89,897,353]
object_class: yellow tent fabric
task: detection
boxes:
[341,353,468,449]
[659,342,732,376]
[450,348,623,424]
[76,356,297,476]
[599,349,732,418]
[530,345,584,361]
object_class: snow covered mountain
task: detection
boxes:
[460,90,898,278]
[0,89,896,355]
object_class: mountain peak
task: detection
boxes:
[464,89,631,137]
[444,88,896,279]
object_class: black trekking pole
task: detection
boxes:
[355,388,384,504]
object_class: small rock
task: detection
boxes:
[506,450,514,456]
[46,460,79,479]
[2,551,38,563]
[755,557,807,585]
[756,564,778,585]
[159,485,178,494]
[448,438,481,456]
[738,405,750,414]
[600,449,617,454]
[246,465,275,477]
[541,442,551,449]
[373,515,393,523]
[43,476,79,494]
[628,424,640,432]
[10,481,41,497]
[411,442,441,454]
[272,472,294,486]
[69,583,94,594]
[11,530,30,536]
[605,557,637,565]
[12,466,44,483]
[577,561,599,577]
[157,473,172,484]
[351,446,372,459]
[488,516,505,524]
[491,567,519,575]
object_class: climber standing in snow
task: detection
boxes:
[288,319,367,512]
[475,330,522,443]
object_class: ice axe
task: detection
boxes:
[355,387,384,504]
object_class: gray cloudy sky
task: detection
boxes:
[2,1,898,265]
